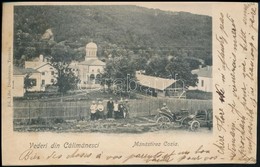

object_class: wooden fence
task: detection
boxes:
[13,98,212,122]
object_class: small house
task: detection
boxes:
[190,66,212,92]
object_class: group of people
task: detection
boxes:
[90,98,130,121]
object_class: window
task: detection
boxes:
[42,72,45,75]
[28,79,37,86]
[95,74,101,84]
[201,80,204,87]
[90,74,95,81]
[41,80,45,85]
[51,71,54,75]
[92,69,94,72]
[51,79,54,83]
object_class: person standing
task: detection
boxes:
[106,97,114,119]
[118,100,125,119]
[124,99,130,119]
[90,101,97,121]
[113,100,119,119]
[97,100,105,120]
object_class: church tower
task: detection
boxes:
[85,42,97,60]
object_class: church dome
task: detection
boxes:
[86,42,97,49]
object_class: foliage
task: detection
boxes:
[50,42,80,93]
[145,55,169,77]
[144,56,198,87]
[24,74,35,92]
[165,57,198,87]
[14,5,212,66]
[55,69,79,94]
[101,56,136,93]
[13,5,212,90]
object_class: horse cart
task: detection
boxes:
[155,108,212,131]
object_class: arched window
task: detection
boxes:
[90,74,95,81]
[95,74,101,84]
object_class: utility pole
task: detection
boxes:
[175,73,178,92]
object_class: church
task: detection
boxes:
[70,42,106,88]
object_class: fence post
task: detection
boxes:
[45,102,47,125]
[64,101,67,121]
[76,101,78,120]
[148,100,151,116]
[28,100,31,125]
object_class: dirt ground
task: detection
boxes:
[14,115,212,134]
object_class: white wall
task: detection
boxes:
[190,77,212,92]
[13,75,25,97]
[78,64,104,84]
[88,65,103,75]
[36,64,57,86]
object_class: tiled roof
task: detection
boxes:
[35,63,54,70]
[136,74,176,91]
[192,66,212,78]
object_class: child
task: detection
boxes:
[97,101,104,120]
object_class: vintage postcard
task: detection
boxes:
[2,2,258,165]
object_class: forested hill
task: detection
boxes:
[14,5,212,64]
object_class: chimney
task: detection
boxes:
[39,54,44,62]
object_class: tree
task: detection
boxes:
[101,56,136,94]
[50,42,79,94]
[54,67,79,94]
[165,57,198,88]
[129,54,148,71]
[145,55,169,77]
[186,58,201,70]
[205,57,212,66]
[24,73,37,93]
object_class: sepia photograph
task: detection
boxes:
[13,4,212,134]
[2,2,258,165]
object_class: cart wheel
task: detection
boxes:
[154,113,161,121]
[190,120,200,131]
[156,116,171,130]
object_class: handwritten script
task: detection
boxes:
[214,3,257,163]
[18,144,219,164]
